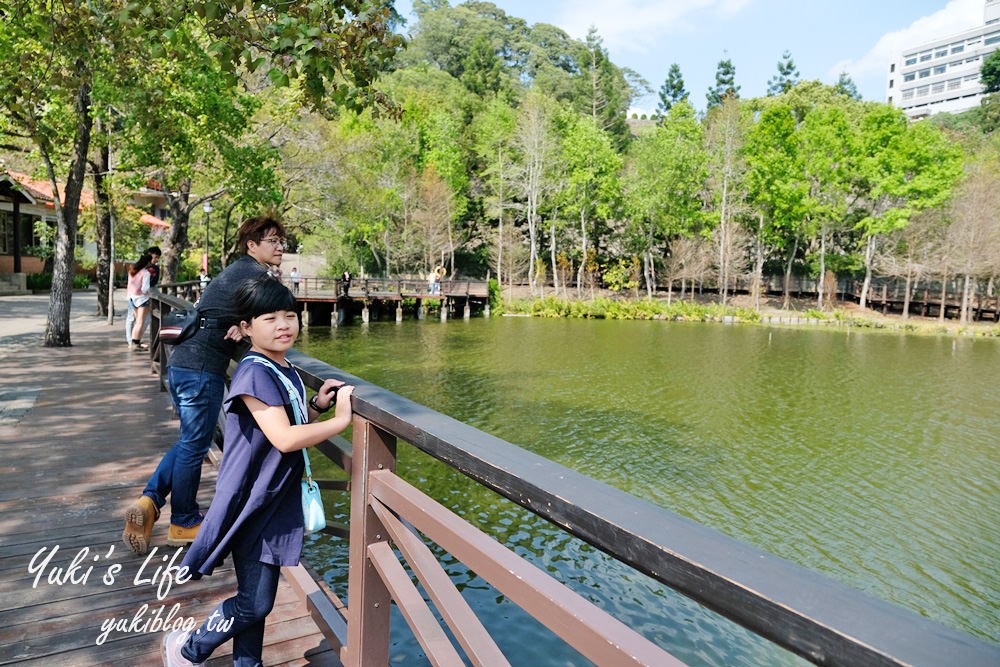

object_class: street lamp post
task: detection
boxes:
[202,201,212,273]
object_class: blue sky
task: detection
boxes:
[392,0,986,114]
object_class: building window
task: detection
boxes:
[965,74,980,82]
[935,48,948,58]
[951,43,964,54]
[917,85,929,97]
[0,211,12,254]
[903,72,916,82]
[902,90,914,100]
[932,82,945,94]
[950,60,964,69]
[966,56,980,64]
[919,68,931,78]
[919,51,932,62]
[905,55,918,66]
[889,79,894,88]
[985,32,1000,46]
[933,64,946,75]
[948,78,962,90]
[890,63,896,72]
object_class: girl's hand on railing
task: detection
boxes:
[313,378,347,411]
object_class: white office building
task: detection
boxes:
[886,0,1000,119]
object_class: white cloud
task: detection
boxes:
[829,0,983,95]
[551,0,731,54]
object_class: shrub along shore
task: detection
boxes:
[500,295,1000,338]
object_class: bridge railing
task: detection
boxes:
[146,288,999,667]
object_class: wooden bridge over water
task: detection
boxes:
[173,277,492,326]
[0,290,997,667]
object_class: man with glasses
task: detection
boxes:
[122,215,287,554]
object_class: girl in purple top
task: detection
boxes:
[162,276,354,667]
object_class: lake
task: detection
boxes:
[298,316,1000,666]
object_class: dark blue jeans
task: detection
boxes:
[183,556,280,667]
[143,366,225,527]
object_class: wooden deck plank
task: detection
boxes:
[0,301,341,667]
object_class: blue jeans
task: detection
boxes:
[183,556,280,667]
[143,366,225,527]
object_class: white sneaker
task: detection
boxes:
[161,629,204,666]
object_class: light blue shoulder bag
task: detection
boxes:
[249,355,326,533]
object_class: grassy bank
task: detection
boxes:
[501,294,1000,338]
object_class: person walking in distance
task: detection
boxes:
[125,247,160,345]
[122,215,287,554]
[126,251,155,351]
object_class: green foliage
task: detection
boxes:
[602,257,640,293]
[766,51,800,96]
[26,273,89,290]
[508,295,761,322]
[981,49,1000,94]
[706,57,740,109]
[487,278,502,313]
[657,63,688,116]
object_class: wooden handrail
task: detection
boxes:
[145,289,1000,667]
[290,350,1000,667]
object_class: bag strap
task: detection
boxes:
[248,355,313,481]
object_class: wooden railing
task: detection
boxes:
[147,287,999,667]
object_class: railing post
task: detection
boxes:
[344,416,397,667]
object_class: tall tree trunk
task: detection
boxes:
[782,238,798,311]
[859,235,876,312]
[93,141,112,318]
[939,271,948,323]
[817,227,827,310]
[902,269,913,320]
[497,145,504,287]
[161,180,192,284]
[44,67,92,348]
[960,274,972,325]
[576,209,587,299]
[549,220,559,297]
[644,248,654,300]
[752,213,764,312]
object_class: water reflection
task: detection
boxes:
[299,318,1000,665]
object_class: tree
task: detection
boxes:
[944,159,1000,324]
[854,104,964,311]
[798,103,855,310]
[558,114,621,297]
[744,103,807,310]
[0,0,402,347]
[579,28,633,151]
[471,96,518,285]
[767,50,800,96]
[834,72,862,100]
[706,56,740,110]
[703,96,748,305]
[461,34,504,97]
[980,48,1000,93]
[512,93,559,294]
[657,63,688,117]
[623,100,706,298]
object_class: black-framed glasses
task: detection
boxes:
[259,237,287,249]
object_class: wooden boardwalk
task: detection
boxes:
[0,295,340,666]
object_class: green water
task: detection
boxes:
[298,317,1000,666]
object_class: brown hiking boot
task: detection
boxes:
[167,522,201,546]
[122,495,160,555]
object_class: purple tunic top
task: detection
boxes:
[181,352,306,577]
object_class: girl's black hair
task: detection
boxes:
[234,274,296,321]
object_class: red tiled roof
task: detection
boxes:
[2,170,169,228]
